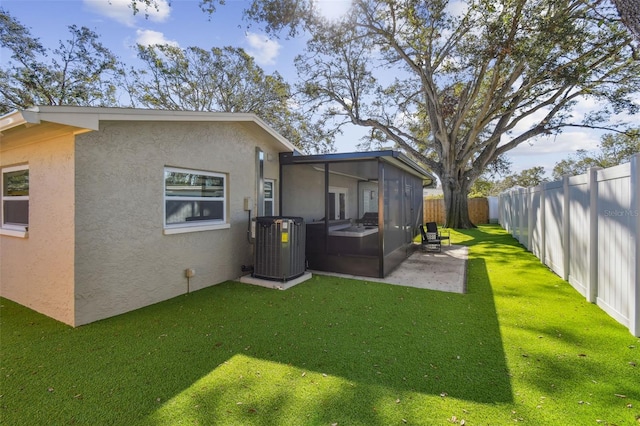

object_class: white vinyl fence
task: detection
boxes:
[499,154,640,336]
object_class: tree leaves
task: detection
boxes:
[127,43,333,153]
[0,9,121,113]
[244,0,640,227]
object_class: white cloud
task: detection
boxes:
[84,0,171,27]
[446,0,470,18]
[497,96,610,175]
[135,29,179,47]
[315,0,352,21]
[509,130,601,157]
[245,32,281,66]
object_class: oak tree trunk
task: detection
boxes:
[442,175,475,229]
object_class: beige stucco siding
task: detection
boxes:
[73,121,277,325]
[0,131,76,325]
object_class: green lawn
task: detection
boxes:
[1,225,638,425]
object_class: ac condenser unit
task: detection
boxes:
[254,216,306,281]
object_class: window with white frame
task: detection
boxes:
[2,165,29,231]
[264,179,275,216]
[164,167,226,228]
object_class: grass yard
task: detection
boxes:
[1,225,639,425]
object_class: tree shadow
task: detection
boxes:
[1,243,512,424]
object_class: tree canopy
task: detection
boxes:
[0,8,121,114]
[469,166,549,197]
[0,10,332,153]
[552,128,640,179]
[470,128,639,196]
[237,0,640,227]
[127,44,333,152]
[4,1,640,227]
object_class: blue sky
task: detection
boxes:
[1,0,631,178]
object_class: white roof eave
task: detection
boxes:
[0,108,41,133]
[1,106,296,153]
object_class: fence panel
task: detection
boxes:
[519,188,530,249]
[544,181,565,278]
[423,199,446,224]
[498,154,640,336]
[515,189,525,243]
[423,197,489,225]
[567,174,590,297]
[529,186,544,260]
[596,163,633,327]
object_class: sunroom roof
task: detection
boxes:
[279,150,435,187]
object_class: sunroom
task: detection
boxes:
[279,150,434,278]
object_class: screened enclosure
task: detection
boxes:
[279,151,433,278]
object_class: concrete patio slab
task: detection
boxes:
[239,271,313,290]
[238,244,467,294]
[310,244,468,294]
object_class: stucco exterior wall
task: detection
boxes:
[282,164,325,221]
[0,131,76,325]
[73,121,281,325]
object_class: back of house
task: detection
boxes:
[0,106,295,326]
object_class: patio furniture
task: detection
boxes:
[426,222,450,245]
[355,212,379,227]
[420,224,442,252]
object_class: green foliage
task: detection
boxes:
[468,177,495,197]
[0,8,121,114]
[2,226,639,425]
[504,166,548,189]
[470,166,549,196]
[552,129,640,180]
[131,45,288,113]
[242,0,640,228]
[128,44,334,153]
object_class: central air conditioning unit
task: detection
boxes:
[254,216,306,281]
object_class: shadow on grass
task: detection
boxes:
[455,225,640,424]
[1,245,512,425]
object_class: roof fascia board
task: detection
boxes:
[95,110,296,152]
[387,151,435,180]
[38,111,100,131]
[280,149,434,181]
[0,109,40,132]
[0,107,97,133]
[2,106,297,152]
[94,109,296,152]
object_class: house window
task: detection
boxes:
[2,165,29,231]
[164,167,226,229]
[264,179,275,216]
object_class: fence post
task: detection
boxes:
[562,176,570,281]
[630,154,640,336]
[528,187,533,250]
[518,187,525,246]
[587,167,600,304]
[540,183,546,266]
